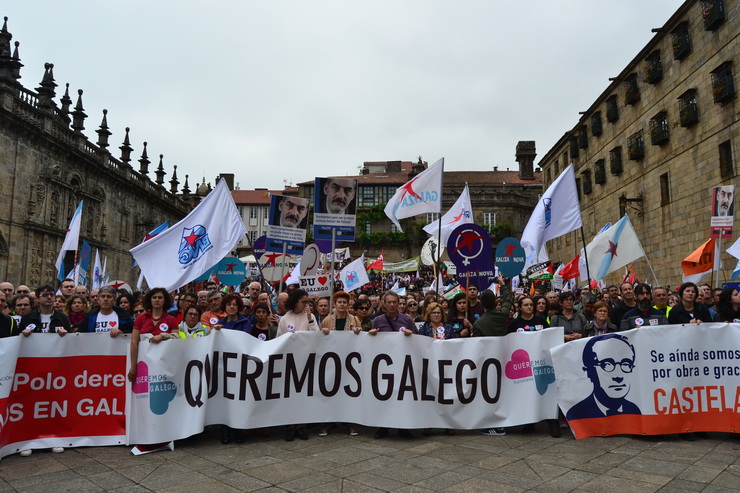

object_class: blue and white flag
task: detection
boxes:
[55,201,83,281]
[726,236,740,279]
[520,165,582,270]
[130,179,246,292]
[340,257,370,292]
[585,215,645,281]
[384,158,444,232]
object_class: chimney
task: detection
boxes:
[219,173,235,190]
[516,141,536,180]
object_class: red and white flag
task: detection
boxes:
[367,251,384,271]
[384,158,444,231]
[559,255,581,280]
[423,183,473,245]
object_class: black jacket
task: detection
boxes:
[19,310,72,334]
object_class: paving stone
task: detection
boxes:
[279,472,337,492]
[8,469,81,490]
[529,469,600,492]
[580,473,661,493]
[710,470,740,489]
[138,470,210,491]
[657,478,706,492]
[412,466,486,491]
[346,471,408,490]
[618,456,689,478]
[202,470,271,491]
[444,477,525,492]
[677,464,723,483]
[16,474,103,492]
[0,456,69,481]
[248,462,316,484]
[86,471,136,490]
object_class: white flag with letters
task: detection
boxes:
[384,158,444,231]
[423,183,473,245]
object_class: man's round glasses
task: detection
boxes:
[39,292,54,298]
[595,358,634,373]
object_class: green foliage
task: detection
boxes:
[486,222,513,239]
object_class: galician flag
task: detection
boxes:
[92,249,104,290]
[55,201,83,281]
[384,158,444,231]
[130,179,246,292]
[520,164,582,270]
[584,215,645,281]
[341,257,370,292]
[423,183,473,245]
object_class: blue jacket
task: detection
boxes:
[78,306,134,333]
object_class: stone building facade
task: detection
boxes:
[537,0,738,286]
[0,18,189,286]
[297,144,542,262]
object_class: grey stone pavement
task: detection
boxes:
[0,424,738,492]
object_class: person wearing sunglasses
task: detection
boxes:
[19,285,71,337]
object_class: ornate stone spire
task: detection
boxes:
[0,17,19,85]
[119,127,133,166]
[71,89,87,133]
[155,154,166,185]
[36,63,58,111]
[59,83,72,125]
[10,40,21,82]
[182,174,191,195]
[170,165,179,194]
[96,109,111,149]
[138,142,150,175]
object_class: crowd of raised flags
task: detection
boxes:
[36,160,740,305]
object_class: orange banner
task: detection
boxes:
[681,238,715,276]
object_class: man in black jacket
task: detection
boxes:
[19,284,71,337]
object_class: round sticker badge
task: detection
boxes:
[535,325,544,331]
[635,318,644,326]
[733,319,740,323]
[399,327,406,333]
[26,324,36,331]
[210,317,218,325]
[287,324,295,332]
[436,327,445,338]
[258,333,267,340]
[159,323,168,331]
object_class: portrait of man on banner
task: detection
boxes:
[566,333,642,420]
[712,185,735,218]
[270,195,309,229]
[317,177,357,215]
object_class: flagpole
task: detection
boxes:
[244,233,271,294]
[579,227,592,289]
[643,253,660,287]
[329,228,336,312]
[278,242,287,294]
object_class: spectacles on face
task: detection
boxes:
[407,303,417,307]
[430,311,443,316]
[39,292,54,298]
[594,358,634,373]
[16,290,29,294]
[134,309,145,315]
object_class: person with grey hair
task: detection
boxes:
[77,286,134,336]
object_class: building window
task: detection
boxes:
[250,207,258,219]
[426,213,440,223]
[645,50,663,84]
[660,173,670,206]
[609,147,623,175]
[702,0,725,30]
[627,131,645,161]
[238,206,244,217]
[575,178,582,200]
[554,158,560,175]
[719,140,734,178]
[678,89,699,127]
[390,223,398,233]
[578,126,588,149]
[264,207,269,219]
[581,170,592,195]
[364,221,372,234]
[624,73,640,106]
[483,212,496,227]
[606,95,619,122]
[594,160,606,184]
[360,186,375,206]
[711,62,735,104]
[649,111,669,146]
[569,137,579,159]
[590,112,603,137]
[671,21,691,60]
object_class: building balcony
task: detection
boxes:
[702,0,725,31]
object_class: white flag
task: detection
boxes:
[92,249,104,290]
[55,201,83,280]
[384,158,444,231]
[340,257,370,292]
[130,179,246,292]
[423,183,473,245]
[584,215,645,280]
[520,164,582,270]
[285,261,301,286]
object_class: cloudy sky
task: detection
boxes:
[5,1,684,191]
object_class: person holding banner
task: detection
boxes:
[508,297,548,333]
[213,294,250,334]
[177,306,210,338]
[320,291,361,333]
[277,289,320,441]
[583,301,618,337]
[19,284,72,337]
[446,293,473,337]
[667,282,713,324]
[249,302,277,340]
[77,286,134,336]
[418,302,455,340]
[127,288,178,382]
[64,294,90,331]
[353,299,373,331]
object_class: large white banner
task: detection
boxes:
[551,323,740,439]
[127,329,563,444]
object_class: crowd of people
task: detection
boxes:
[1,273,738,454]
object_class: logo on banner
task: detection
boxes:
[504,349,555,395]
[543,198,552,228]
[178,225,212,265]
[344,270,361,290]
[132,362,177,415]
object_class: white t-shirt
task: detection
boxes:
[94,311,120,333]
[40,313,52,333]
